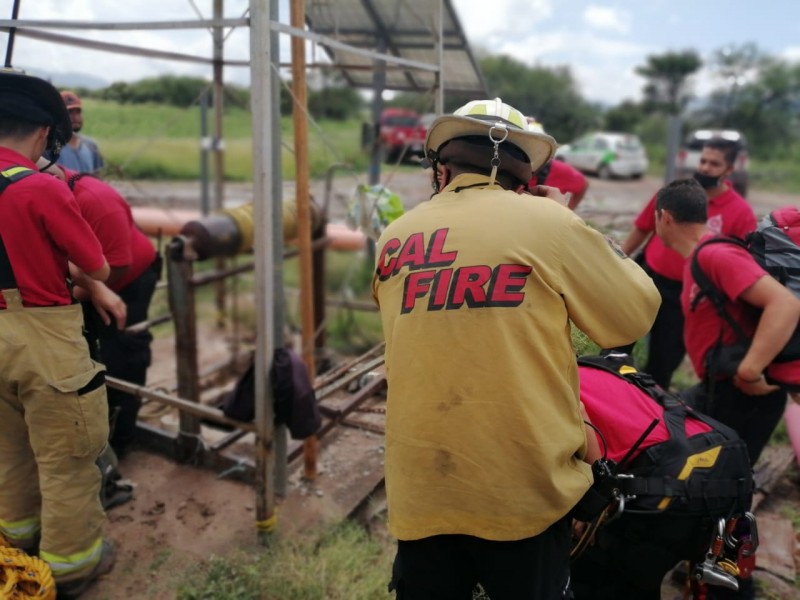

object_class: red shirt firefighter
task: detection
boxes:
[0,68,115,597]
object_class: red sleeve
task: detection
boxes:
[700,241,766,302]
[545,161,587,196]
[633,194,658,232]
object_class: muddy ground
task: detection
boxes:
[78,170,800,599]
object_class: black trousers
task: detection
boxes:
[684,379,787,465]
[643,270,686,390]
[85,258,160,456]
[389,517,572,600]
[572,512,712,600]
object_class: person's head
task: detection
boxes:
[654,178,708,249]
[60,90,84,133]
[694,138,738,191]
[0,68,72,160]
[424,98,556,193]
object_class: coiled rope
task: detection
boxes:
[0,536,56,600]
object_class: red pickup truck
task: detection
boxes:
[379,108,427,163]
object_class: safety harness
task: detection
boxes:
[0,166,35,290]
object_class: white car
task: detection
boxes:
[557,132,649,179]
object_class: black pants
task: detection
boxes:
[572,512,711,600]
[643,270,685,390]
[684,379,787,465]
[86,258,160,456]
[389,518,572,600]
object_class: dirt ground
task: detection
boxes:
[76,171,800,599]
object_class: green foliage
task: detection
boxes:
[283,250,383,354]
[176,521,394,600]
[603,101,646,133]
[446,55,602,144]
[636,50,703,115]
[90,75,215,107]
[308,87,365,120]
[81,97,369,181]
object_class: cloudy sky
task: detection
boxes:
[2,0,799,105]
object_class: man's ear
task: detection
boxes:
[661,208,677,226]
[436,164,450,189]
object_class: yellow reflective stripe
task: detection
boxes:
[0,516,41,541]
[656,446,722,510]
[40,536,104,577]
[0,166,33,178]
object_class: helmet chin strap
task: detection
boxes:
[38,131,63,172]
[487,125,509,187]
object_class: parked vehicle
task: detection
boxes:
[557,132,649,180]
[675,129,749,197]
[379,108,426,163]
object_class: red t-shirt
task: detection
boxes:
[580,365,710,464]
[682,235,800,385]
[634,185,756,281]
[0,148,105,307]
[544,160,587,197]
[64,169,156,292]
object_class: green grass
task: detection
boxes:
[749,158,800,194]
[176,521,394,600]
[82,99,369,182]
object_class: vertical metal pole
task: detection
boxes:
[213,0,227,327]
[200,91,211,216]
[167,239,202,462]
[435,0,445,115]
[665,115,682,184]
[367,37,387,187]
[249,0,277,544]
[290,0,318,480]
[3,0,21,68]
[270,0,288,497]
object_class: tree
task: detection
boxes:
[308,86,364,120]
[603,101,645,133]
[468,55,601,143]
[709,43,766,126]
[636,50,702,115]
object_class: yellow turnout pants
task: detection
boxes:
[0,289,109,583]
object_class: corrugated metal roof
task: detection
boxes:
[305,0,486,94]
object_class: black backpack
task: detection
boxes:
[690,207,800,388]
[578,354,753,517]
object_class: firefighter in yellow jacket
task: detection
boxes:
[0,68,115,598]
[373,98,661,599]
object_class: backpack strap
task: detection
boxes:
[0,166,35,192]
[0,167,36,290]
[619,473,748,500]
[690,236,750,345]
[67,172,98,192]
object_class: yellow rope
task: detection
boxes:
[256,514,278,533]
[0,543,57,600]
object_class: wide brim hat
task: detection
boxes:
[425,98,557,173]
[0,68,72,144]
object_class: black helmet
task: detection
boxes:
[0,68,73,156]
